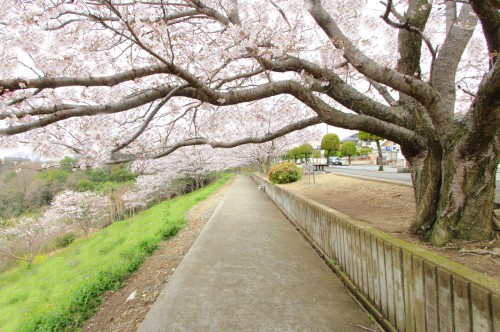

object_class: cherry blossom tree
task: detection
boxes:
[123,145,240,209]
[0,0,498,244]
[45,191,111,237]
[0,216,63,265]
[228,115,320,173]
[122,190,148,216]
[245,141,285,173]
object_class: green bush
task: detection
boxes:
[76,179,96,192]
[55,233,77,249]
[159,219,184,240]
[138,239,159,255]
[268,162,302,184]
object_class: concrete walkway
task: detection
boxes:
[138,175,379,332]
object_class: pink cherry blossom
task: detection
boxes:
[44,191,111,237]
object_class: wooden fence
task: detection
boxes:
[252,175,500,332]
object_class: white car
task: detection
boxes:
[329,157,343,166]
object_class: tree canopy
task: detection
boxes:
[340,141,356,165]
[297,144,313,159]
[358,131,382,143]
[321,134,340,156]
[0,0,498,244]
[358,131,384,171]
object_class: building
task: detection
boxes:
[342,134,407,167]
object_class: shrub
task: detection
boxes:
[76,179,96,192]
[138,239,159,255]
[159,220,184,240]
[55,233,77,249]
[268,162,302,184]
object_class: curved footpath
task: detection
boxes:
[138,175,379,331]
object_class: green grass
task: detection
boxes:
[0,174,233,332]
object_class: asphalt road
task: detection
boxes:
[326,165,412,183]
[325,164,500,204]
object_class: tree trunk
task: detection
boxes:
[408,144,498,245]
[195,175,201,190]
[376,140,384,171]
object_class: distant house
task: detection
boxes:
[342,133,377,149]
[380,141,407,166]
[343,134,407,166]
[341,133,360,146]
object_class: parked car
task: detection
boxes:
[329,157,343,166]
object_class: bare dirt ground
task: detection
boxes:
[283,173,500,279]
[81,178,234,332]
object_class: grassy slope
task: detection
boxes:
[0,174,232,331]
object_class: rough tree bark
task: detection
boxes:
[407,139,499,245]
[375,141,384,172]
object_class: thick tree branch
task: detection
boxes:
[382,0,437,77]
[112,84,188,153]
[445,1,457,33]
[306,0,438,108]
[109,116,323,163]
[463,60,500,152]
[432,3,477,116]
[393,0,431,83]
[387,0,462,143]
[469,0,500,66]
[365,78,398,106]
[284,81,423,150]
[187,0,231,25]
[0,65,170,95]
[476,59,500,102]
[0,59,252,106]
[0,104,79,120]
[3,78,303,130]
[404,3,479,145]
[0,86,182,135]
[258,55,413,128]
